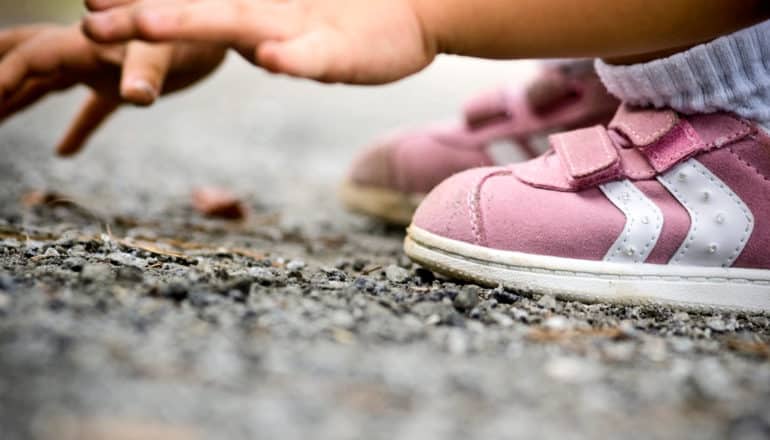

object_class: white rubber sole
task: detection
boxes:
[405,225,770,314]
[340,181,424,226]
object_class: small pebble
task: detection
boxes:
[43,247,60,258]
[510,308,529,322]
[63,257,86,272]
[108,252,147,268]
[81,263,114,283]
[249,267,276,285]
[1,238,20,248]
[68,245,87,257]
[384,265,410,283]
[321,268,347,282]
[537,294,558,309]
[226,277,253,295]
[334,259,351,270]
[286,260,306,272]
[158,280,189,301]
[706,317,727,332]
[672,312,691,322]
[189,290,222,308]
[352,259,369,271]
[493,287,520,305]
[116,266,144,283]
[414,268,435,284]
[543,315,570,331]
[453,286,479,312]
[490,311,514,327]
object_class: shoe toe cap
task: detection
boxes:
[348,141,395,189]
[348,125,494,195]
[413,165,626,261]
[412,166,506,246]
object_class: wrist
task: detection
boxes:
[408,0,443,58]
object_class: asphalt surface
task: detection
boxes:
[0,25,769,440]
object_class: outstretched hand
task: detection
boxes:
[83,0,436,85]
[0,24,226,156]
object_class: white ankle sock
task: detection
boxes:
[595,20,770,123]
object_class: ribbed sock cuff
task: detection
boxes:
[595,20,770,123]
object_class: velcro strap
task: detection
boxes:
[609,104,706,172]
[551,125,620,186]
[463,89,510,128]
[609,104,679,146]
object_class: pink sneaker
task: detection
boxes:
[341,61,619,225]
[406,104,770,313]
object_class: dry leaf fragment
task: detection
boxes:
[192,187,247,220]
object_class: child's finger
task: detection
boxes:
[56,93,120,157]
[85,0,245,44]
[84,0,290,48]
[0,34,65,101]
[86,0,141,12]
[0,30,100,102]
[0,76,70,122]
[120,41,173,106]
[81,3,144,43]
[0,26,47,57]
[0,51,33,101]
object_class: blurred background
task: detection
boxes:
[0,0,81,23]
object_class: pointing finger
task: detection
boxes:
[56,93,120,156]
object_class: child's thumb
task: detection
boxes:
[257,31,344,83]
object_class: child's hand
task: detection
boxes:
[83,0,436,84]
[0,24,226,156]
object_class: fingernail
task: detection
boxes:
[128,79,158,103]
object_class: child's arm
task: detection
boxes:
[82,0,769,84]
[416,0,769,62]
[0,25,226,155]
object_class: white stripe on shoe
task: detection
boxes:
[599,179,664,263]
[657,158,754,267]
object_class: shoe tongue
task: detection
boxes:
[607,104,753,172]
[608,104,679,147]
[463,69,576,129]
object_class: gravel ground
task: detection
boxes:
[1,46,770,440]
